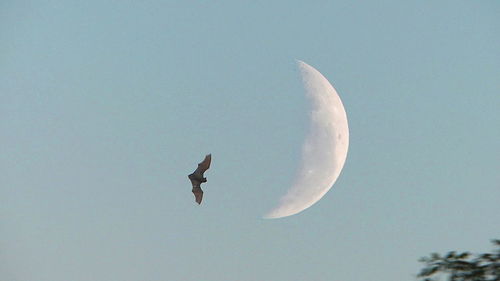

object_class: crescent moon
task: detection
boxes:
[264,61,349,219]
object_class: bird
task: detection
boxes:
[188,154,211,204]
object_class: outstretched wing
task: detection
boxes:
[195,154,211,175]
[192,187,203,204]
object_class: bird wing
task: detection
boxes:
[192,187,203,204]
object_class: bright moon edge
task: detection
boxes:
[263,60,349,219]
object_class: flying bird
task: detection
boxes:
[188,154,211,204]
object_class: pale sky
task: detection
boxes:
[1,1,499,281]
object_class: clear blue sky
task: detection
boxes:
[1,1,499,280]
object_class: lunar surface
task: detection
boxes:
[265,61,349,219]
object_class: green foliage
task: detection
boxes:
[417,239,500,281]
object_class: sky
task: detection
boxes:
[1,1,499,281]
